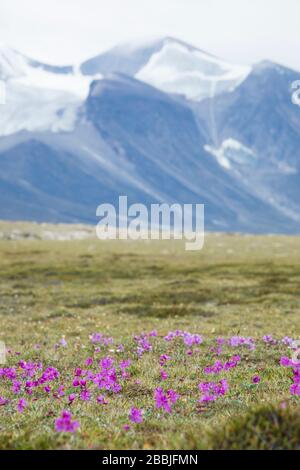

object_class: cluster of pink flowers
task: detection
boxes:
[263,335,277,345]
[55,410,80,433]
[290,369,300,396]
[228,336,255,350]
[183,332,203,347]
[17,398,27,413]
[134,330,157,357]
[252,375,261,384]
[164,330,202,345]
[90,332,114,346]
[204,355,241,375]
[0,362,60,397]
[159,354,171,366]
[198,379,229,403]
[159,354,172,381]
[281,337,295,347]
[69,356,132,400]
[280,356,300,396]
[154,388,179,413]
[1,330,299,435]
[0,347,133,422]
[129,407,143,423]
[210,338,226,356]
[0,396,9,406]
[0,367,17,380]
[164,330,202,355]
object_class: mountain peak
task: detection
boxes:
[81,37,250,101]
[157,36,215,56]
[252,59,298,81]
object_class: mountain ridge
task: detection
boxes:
[0,37,299,233]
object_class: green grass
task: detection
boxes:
[0,222,300,449]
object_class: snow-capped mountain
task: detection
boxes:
[196,60,300,223]
[0,37,250,136]
[0,44,93,136]
[0,37,299,234]
[82,37,251,101]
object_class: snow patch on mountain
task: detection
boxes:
[0,38,252,137]
[0,44,28,80]
[0,83,83,135]
[136,40,251,101]
[0,45,99,136]
[204,139,256,169]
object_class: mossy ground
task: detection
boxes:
[0,222,300,449]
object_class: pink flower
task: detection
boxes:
[252,375,261,384]
[280,356,292,367]
[75,368,83,377]
[263,335,276,345]
[80,389,91,401]
[224,355,241,370]
[57,385,65,397]
[198,379,228,403]
[282,337,294,347]
[12,380,22,394]
[85,357,93,366]
[99,357,114,369]
[97,395,108,405]
[120,359,131,378]
[90,333,102,344]
[183,332,203,347]
[68,393,76,404]
[160,369,168,381]
[120,360,131,369]
[229,336,255,350]
[17,398,27,413]
[159,355,171,367]
[129,407,143,423]
[135,334,152,358]
[167,389,179,404]
[154,388,178,413]
[148,330,158,337]
[164,330,202,348]
[290,383,300,396]
[0,396,9,406]
[155,388,171,413]
[204,360,223,375]
[204,356,240,375]
[55,410,79,433]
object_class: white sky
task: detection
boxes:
[1,0,299,70]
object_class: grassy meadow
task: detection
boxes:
[0,221,300,449]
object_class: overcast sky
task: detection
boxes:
[1,0,299,70]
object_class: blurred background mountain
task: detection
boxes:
[0,37,299,233]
